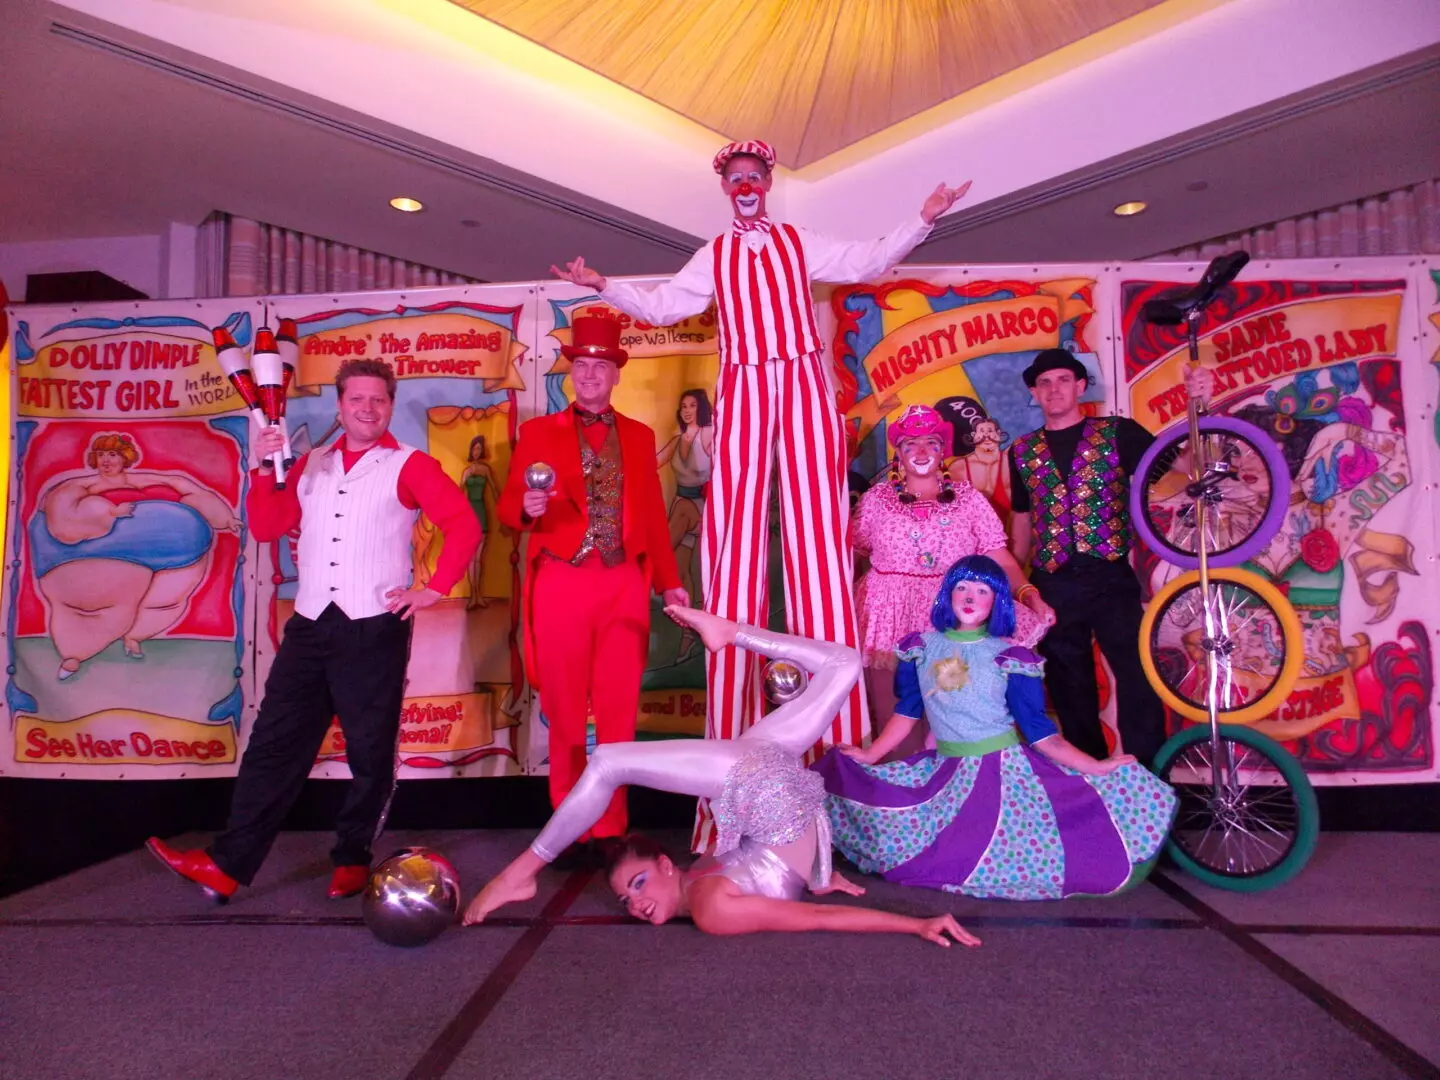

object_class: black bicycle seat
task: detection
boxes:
[1142,250,1250,325]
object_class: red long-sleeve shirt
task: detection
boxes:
[246,431,481,595]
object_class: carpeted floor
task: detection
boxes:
[1,830,1435,1080]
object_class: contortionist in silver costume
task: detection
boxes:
[463,605,981,947]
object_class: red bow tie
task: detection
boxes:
[732,215,773,235]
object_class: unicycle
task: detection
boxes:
[1136,252,1318,891]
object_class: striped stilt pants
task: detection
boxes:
[691,348,868,852]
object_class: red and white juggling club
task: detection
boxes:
[251,327,290,489]
[213,326,285,485]
[275,318,300,468]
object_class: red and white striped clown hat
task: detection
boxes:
[713,139,776,174]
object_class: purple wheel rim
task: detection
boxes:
[1130,416,1290,570]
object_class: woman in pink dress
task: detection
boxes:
[853,405,1055,752]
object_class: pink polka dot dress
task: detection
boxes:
[852,481,1044,666]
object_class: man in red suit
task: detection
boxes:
[500,315,687,864]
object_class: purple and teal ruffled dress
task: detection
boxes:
[813,630,1177,900]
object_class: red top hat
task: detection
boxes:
[560,314,629,367]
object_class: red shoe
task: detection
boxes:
[145,837,238,904]
[328,864,371,900]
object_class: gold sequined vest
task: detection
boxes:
[571,421,625,566]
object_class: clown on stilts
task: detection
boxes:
[552,139,971,850]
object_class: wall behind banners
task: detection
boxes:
[4,259,1435,784]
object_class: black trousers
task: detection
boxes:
[211,604,412,885]
[1030,558,1166,767]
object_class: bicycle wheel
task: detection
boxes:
[1140,567,1303,725]
[1130,416,1289,570]
[1153,723,1319,891]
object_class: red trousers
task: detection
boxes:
[531,556,649,840]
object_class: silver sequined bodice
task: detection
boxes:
[708,740,832,892]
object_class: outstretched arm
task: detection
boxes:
[691,884,979,948]
[1003,655,1134,775]
[802,181,971,285]
[552,246,715,328]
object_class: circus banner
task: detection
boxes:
[523,286,718,775]
[262,288,539,779]
[1119,260,1437,785]
[830,267,1113,532]
[1,300,262,777]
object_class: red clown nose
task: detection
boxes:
[736,182,755,195]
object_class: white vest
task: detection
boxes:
[711,222,823,365]
[293,441,418,619]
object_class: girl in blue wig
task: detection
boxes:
[814,555,1176,900]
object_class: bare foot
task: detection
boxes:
[663,606,736,653]
[461,867,538,925]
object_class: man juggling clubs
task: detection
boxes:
[552,139,971,850]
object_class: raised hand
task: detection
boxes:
[549,256,607,291]
[254,426,285,459]
[522,488,556,519]
[921,181,973,224]
[917,913,981,948]
[1183,364,1216,406]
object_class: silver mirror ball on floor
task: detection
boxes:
[362,848,462,947]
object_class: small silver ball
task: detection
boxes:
[762,659,808,705]
[524,462,556,491]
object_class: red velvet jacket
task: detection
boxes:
[500,406,681,685]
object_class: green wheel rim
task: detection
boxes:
[1153,723,1319,892]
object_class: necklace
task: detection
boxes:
[889,482,954,570]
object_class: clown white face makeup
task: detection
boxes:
[899,434,945,479]
[951,579,995,631]
[721,155,771,220]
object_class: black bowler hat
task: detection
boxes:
[1022,348,1089,388]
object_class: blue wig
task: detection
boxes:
[930,554,1017,637]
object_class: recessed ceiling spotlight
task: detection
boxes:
[1113,200,1148,217]
[389,196,424,213]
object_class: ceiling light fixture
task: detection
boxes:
[389,196,424,213]
[1112,200,1147,217]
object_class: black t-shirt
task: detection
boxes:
[1008,417,1154,514]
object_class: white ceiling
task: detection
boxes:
[0,0,703,281]
[917,49,1440,263]
[0,0,1436,287]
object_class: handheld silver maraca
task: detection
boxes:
[524,462,556,492]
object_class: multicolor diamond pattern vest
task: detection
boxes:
[1013,418,1131,572]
